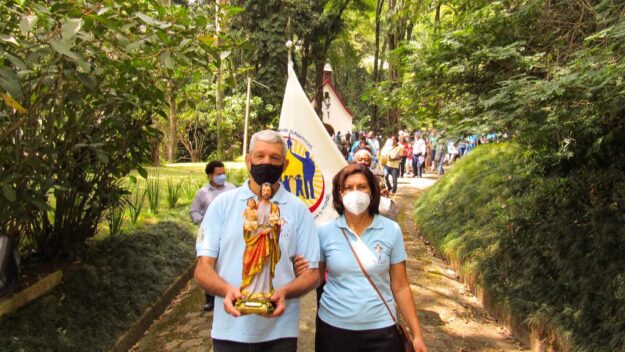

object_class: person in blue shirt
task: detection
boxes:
[315,163,427,352]
[194,130,321,352]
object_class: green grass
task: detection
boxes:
[414,143,527,277]
[0,222,195,352]
[101,162,246,238]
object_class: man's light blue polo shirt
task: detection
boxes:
[196,180,320,343]
[318,214,407,330]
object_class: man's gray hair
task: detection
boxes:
[353,149,372,159]
[248,130,287,160]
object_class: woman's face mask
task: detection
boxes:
[342,190,371,215]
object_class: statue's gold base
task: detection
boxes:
[234,299,275,315]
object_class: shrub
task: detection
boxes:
[146,178,161,214]
[415,142,625,351]
[165,180,183,209]
[106,207,125,236]
[127,182,147,225]
[0,222,195,352]
[0,0,217,259]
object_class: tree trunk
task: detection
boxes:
[300,38,310,90]
[312,48,325,118]
[386,0,400,129]
[215,0,227,160]
[151,137,161,166]
[435,2,441,28]
[166,82,177,163]
[371,0,384,132]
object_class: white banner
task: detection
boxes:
[279,63,348,223]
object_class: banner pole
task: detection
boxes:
[243,76,251,160]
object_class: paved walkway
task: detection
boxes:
[131,173,528,352]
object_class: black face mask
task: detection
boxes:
[250,163,284,185]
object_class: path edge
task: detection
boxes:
[442,254,553,352]
[109,262,195,352]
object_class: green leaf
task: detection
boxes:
[136,12,158,26]
[19,15,38,33]
[0,34,19,46]
[49,39,79,60]
[129,175,138,184]
[137,166,148,179]
[90,14,121,34]
[2,185,16,202]
[76,72,96,90]
[125,40,145,52]
[136,12,170,29]
[95,150,110,163]
[179,38,191,48]
[4,53,27,71]
[0,67,22,100]
[62,18,82,40]
[161,51,175,70]
[31,199,52,211]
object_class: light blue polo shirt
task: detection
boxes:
[318,214,407,330]
[196,180,320,343]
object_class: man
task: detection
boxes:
[366,131,380,157]
[353,149,396,219]
[412,133,426,178]
[190,160,236,311]
[194,130,320,352]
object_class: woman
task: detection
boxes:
[384,136,403,196]
[315,164,427,352]
[398,135,410,177]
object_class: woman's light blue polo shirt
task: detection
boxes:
[318,214,407,330]
[196,180,320,343]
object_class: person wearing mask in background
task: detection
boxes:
[315,164,427,352]
[194,130,320,352]
[190,160,236,311]
[365,131,381,169]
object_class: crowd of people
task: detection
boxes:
[332,129,494,196]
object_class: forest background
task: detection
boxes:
[1,0,625,351]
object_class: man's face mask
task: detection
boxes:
[250,163,284,185]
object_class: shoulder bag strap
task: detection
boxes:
[340,227,397,324]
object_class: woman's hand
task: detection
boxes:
[412,335,428,352]
[293,255,309,277]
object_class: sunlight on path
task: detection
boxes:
[132,171,527,352]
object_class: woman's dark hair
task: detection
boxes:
[205,160,224,176]
[332,164,380,217]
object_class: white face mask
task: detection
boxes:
[342,191,371,215]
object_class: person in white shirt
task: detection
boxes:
[412,133,427,178]
[189,160,236,311]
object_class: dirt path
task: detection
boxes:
[132,173,528,352]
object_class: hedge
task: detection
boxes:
[414,142,625,351]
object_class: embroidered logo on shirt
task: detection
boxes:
[279,218,291,239]
[372,242,389,265]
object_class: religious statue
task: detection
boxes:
[235,182,282,314]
